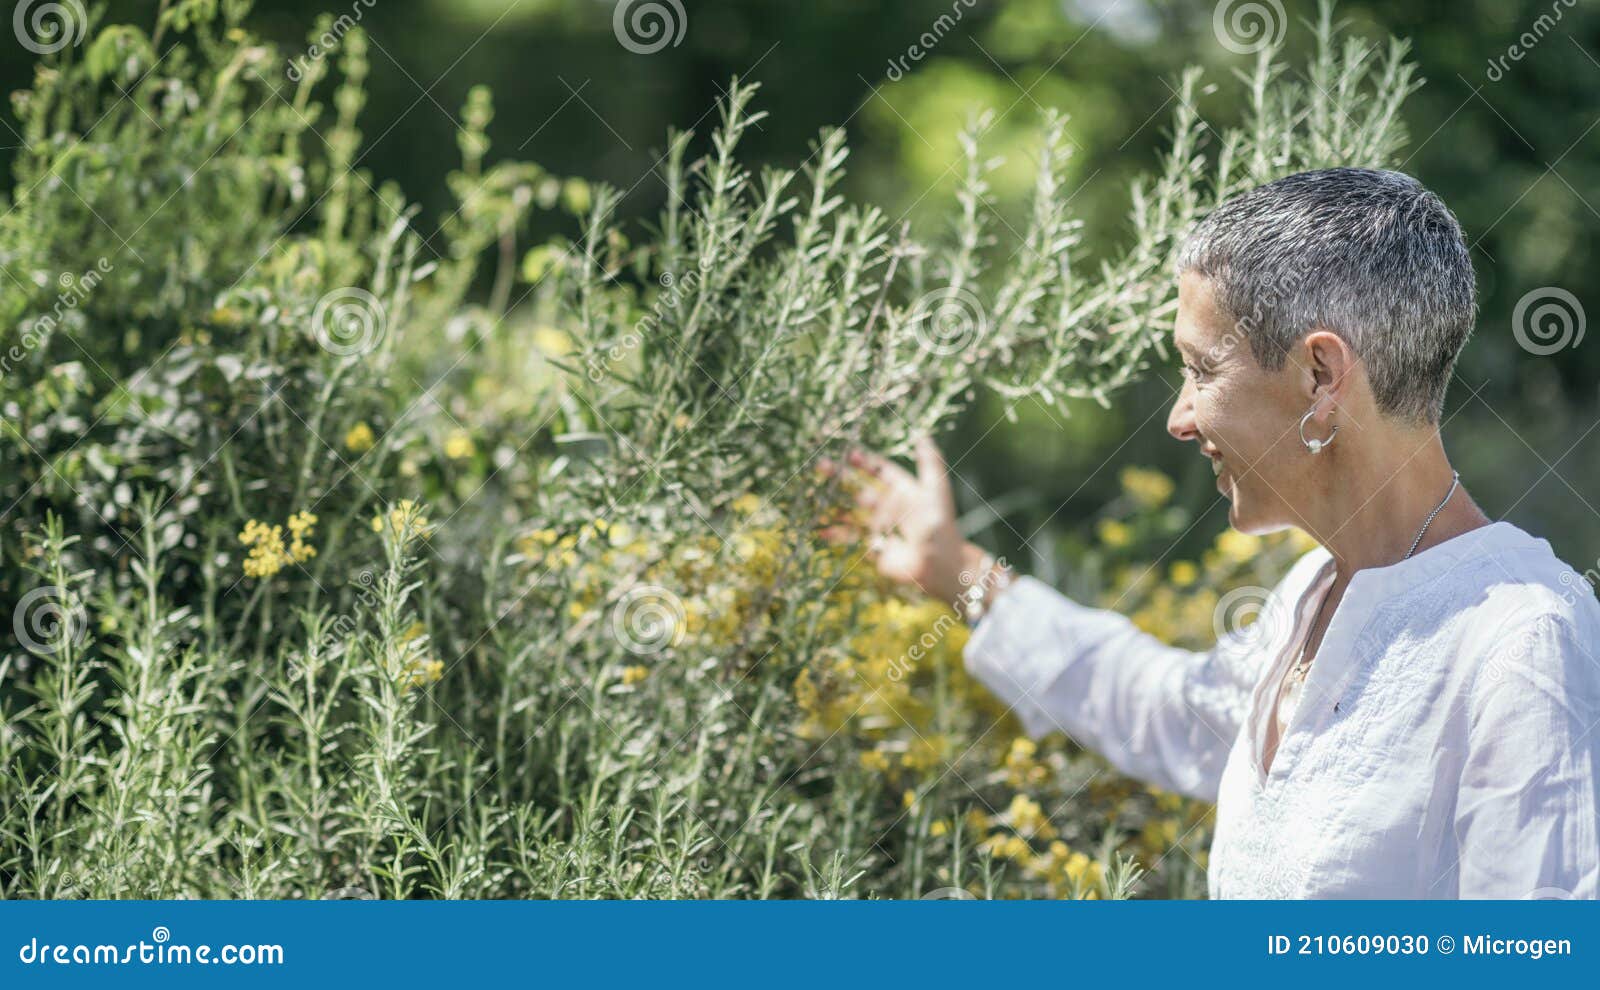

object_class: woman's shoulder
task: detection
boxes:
[1455,522,1600,708]
[1469,522,1599,633]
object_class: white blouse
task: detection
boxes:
[963,521,1600,898]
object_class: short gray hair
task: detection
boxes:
[1176,167,1476,424]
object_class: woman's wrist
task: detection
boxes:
[954,542,1014,624]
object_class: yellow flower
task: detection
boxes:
[858,750,891,774]
[1003,736,1047,787]
[286,511,317,562]
[371,499,432,539]
[403,658,444,690]
[344,422,375,453]
[1141,817,1179,854]
[1005,793,1055,839]
[1120,466,1174,508]
[1067,851,1102,888]
[532,325,573,356]
[1169,560,1199,586]
[621,665,650,686]
[519,528,560,555]
[902,789,917,810]
[561,177,592,216]
[1036,844,1103,897]
[930,819,950,837]
[900,735,948,772]
[731,493,762,516]
[1216,529,1260,562]
[240,512,318,577]
[444,430,476,461]
[239,519,287,578]
[1006,736,1036,765]
[963,807,990,836]
[1097,519,1132,549]
[523,248,562,285]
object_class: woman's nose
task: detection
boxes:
[1167,380,1198,442]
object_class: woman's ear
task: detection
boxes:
[1301,329,1355,407]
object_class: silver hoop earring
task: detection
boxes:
[1299,407,1338,454]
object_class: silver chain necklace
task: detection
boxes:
[1403,470,1461,561]
[1287,470,1461,687]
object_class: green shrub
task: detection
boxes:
[0,1,1415,898]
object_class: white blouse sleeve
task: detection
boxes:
[961,575,1265,803]
[1454,612,1600,899]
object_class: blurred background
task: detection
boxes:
[5,0,1596,579]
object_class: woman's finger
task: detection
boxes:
[816,524,852,545]
[914,435,956,515]
[856,483,885,512]
[848,448,915,488]
[870,496,913,537]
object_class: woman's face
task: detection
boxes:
[1167,272,1315,535]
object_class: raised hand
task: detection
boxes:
[818,436,987,607]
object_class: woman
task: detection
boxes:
[828,168,1600,898]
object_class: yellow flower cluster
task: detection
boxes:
[400,621,443,690]
[1107,526,1317,649]
[239,511,317,578]
[621,664,651,686]
[1004,737,1048,789]
[530,511,794,693]
[371,499,432,539]
[404,658,444,689]
[944,792,1105,898]
[793,593,996,753]
[517,518,641,573]
[1119,466,1175,508]
[517,465,1309,899]
[533,325,573,356]
[444,430,476,461]
[1097,519,1132,548]
[345,422,376,453]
